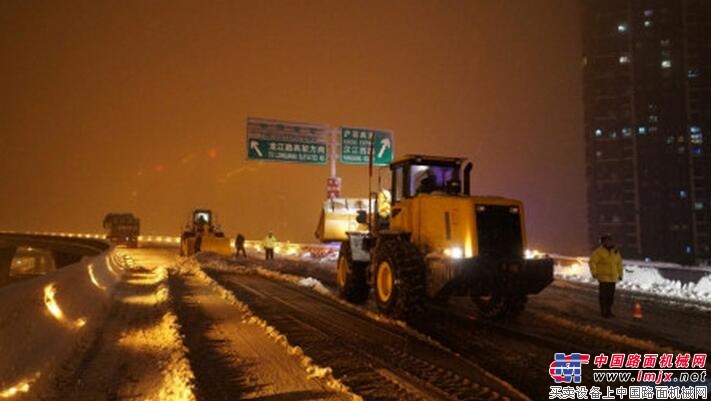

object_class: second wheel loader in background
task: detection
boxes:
[180,209,232,257]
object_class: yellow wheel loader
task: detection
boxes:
[180,209,232,257]
[334,155,554,320]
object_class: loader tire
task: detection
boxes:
[373,237,425,321]
[337,240,370,304]
[473,294,527,320]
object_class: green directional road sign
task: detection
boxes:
[340,127,394,166]
[247,117,329,164]
[247,138,327,164]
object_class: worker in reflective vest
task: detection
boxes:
[263,232,277,260]
[589,234,623,318]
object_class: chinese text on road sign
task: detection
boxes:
[247,117,329,164]
[340,127,394,166]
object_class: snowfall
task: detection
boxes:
[0,236,709,399]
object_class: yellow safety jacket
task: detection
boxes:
[263,235,277,249]
[589,246,623,283]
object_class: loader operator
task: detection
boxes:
[416,169,438,194]
[588,234,623,318]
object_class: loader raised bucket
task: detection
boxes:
[315,197,371,242]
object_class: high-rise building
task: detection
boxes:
[582,0,711,265]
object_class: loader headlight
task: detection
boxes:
[444,247,464,259]
[525,248,544,259]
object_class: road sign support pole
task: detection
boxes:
[330,128,337,178]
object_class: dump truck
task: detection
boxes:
[328,154,554,320]
[103,213,140,248]
[180,209,232,256]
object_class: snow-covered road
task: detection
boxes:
[203,265,528,401]
[2,247,709,401]
[205,253,711,401]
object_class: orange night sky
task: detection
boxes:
[0,0,586,254]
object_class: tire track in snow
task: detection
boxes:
[206,267,530,401]
[169,263,351,401]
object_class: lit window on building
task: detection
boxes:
[622,128,631,137]
[661,60,672,69]
[619,55,630,64]
[678,136,685,143]
[685,245,692,254]
[666,136,674,144]
[610,131,617,139]
[688,68,699,79]
[644,9,654,17]
[644,20,652,28]
[690,126,701,134]
[660,39,670,47]
[690,132,703,144]
[595,128,603,137]
[679,190,688,199]
[677,146,685,154]
[649,115,658,123]
[617,23,627,32]
[596,150,603,158]
[692,146,703,156]
[695,202,704,210]
[638,126,647,135]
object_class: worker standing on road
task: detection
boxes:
[588,233,623,318]
[235,233,247,258]
[262,231,277,260]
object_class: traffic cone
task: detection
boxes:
[633,301,643,319]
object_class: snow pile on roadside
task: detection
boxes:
[555,262,711,304]
[533,311,679,354]
[177,258,362,401]
[142,267,196,401]
[0,249,126,399]
[241,242,339,263]
[297,277,331,295]
[152,312,197,401]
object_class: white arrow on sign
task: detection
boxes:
[250,140,263,157]
[377,137,391,159]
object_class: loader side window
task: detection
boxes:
[393,166,404,202]
[475,205,524,259]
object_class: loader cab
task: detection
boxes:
[389,155,466,203]
[193,210,212,226]
[192,210,213,233]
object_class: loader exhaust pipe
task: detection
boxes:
[463,162,473,195]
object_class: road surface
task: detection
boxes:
[31,249,711,401]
